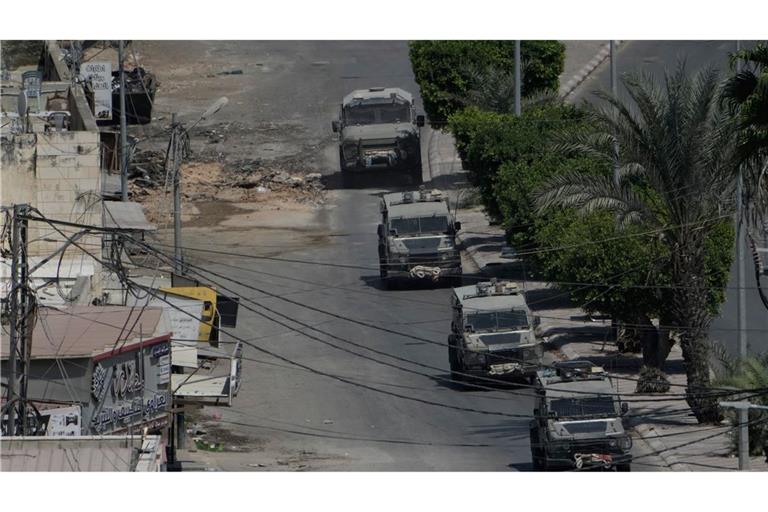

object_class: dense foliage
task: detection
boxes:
[448,102,582,223]
[536,66,740,421]
[409,40,565,125]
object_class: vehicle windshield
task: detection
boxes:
[390,215,449,235]
[465,309,529,332]
[344,103,411,125]
[549,396,617,418]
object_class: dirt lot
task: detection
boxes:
[129,160,325,228]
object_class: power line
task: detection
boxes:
[129,234,768,402]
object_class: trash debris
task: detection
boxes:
[247,463,266,468]
[217,69,244,75]
[322,419,334,425]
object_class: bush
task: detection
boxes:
[715,355,768,456]
[448,101,584,222]
[409,40,565,125]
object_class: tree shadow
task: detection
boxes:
[524,287,576,311]
[321,169,419,191]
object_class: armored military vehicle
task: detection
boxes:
[529,360,632,471]
[377,188,462,287]
[448,280,542,383]
[332,87,425,186]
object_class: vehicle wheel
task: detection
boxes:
[341,170,355,188]
[530,426,545,471]
[448,336,464,383]
[411,165,424,185]
[616,463,631,472]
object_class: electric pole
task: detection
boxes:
[514,40,521,117]
[168,97,228,276]
[735,40,748,361]
[610,40,619,186]
[3,204,34,436]
[119,40,129,202]
[170,113,183,275]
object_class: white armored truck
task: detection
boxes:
[529,360,632,471]
[448,280,543,382]
[378,188,462,287]
[332,87,425,186]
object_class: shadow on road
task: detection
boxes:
[321,169,420,191]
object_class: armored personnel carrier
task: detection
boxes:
[377,188,462,287]
[529,360,632,471]
[448,280,542,383]
[332,87,425,186]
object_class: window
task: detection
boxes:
[344,103,411,125]
[390,215,448,236]
[465,309,529,332]
[549,396,617,418]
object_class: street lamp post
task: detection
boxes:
[514,40,521,117]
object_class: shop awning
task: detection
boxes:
[103,200,156,231]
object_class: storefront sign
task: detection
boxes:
[157,355,170,385]
[89,339,171,434]
[80,61,112,120]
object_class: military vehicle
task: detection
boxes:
[448,280,543,383]
[377,188,462,287]
[529,360,632,471]
[332,87,425,186]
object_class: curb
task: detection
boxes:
[559,41,624,99]
[633,424,692,472]
[455,230,487,275]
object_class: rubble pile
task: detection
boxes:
[128,149,168,188]
[130,159,325,225]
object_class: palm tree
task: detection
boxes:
[456,63,559,115]
[536,64,740,423]
[721,43,768,238]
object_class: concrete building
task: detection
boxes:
[0,305,172,438]
[1,41,104,305]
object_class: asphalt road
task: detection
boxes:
[142,41,537,471]
[571,40,768,358]
[142,40,753,471]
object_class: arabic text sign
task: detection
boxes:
[80,61,112,120]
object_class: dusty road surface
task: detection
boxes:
[132,41,538,471]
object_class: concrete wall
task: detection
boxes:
[1,41,103,291]
[1,130,102,258]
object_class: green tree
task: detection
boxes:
[449,101,581,222]
[721,43,768,229]
[536,65,741,423]
[408,40,565,126]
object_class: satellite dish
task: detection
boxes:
[201,97,228,120]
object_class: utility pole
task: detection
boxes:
[735,40,748,360]
[168,98,227,275]
[610,40,620,186]
[170,113,183,275]
[119,40,129,202]
[514,40,521,117]
[720,401,768,470]
[3,204,34,436]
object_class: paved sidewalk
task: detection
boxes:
[455,205,767,471]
